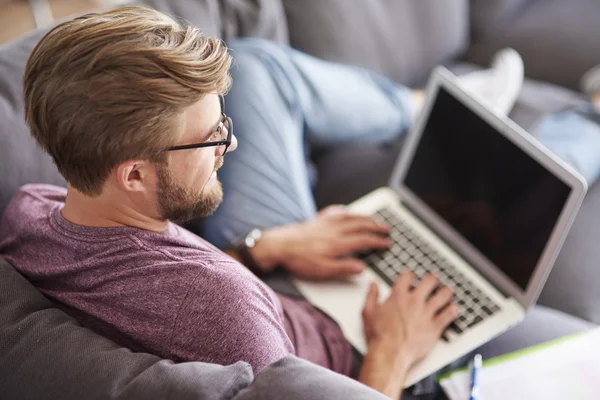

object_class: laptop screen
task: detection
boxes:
[403,87,572,290]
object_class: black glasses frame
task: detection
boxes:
[167,95,233,154]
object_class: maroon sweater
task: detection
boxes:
[0,184,353,375]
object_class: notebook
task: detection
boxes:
[439,327,600,400]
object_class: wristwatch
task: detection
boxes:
[232,228,264,275]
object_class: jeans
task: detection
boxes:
[201,38,597,399]
[536,105,600,184]
[203,39,600,249]
[202,38,414,249]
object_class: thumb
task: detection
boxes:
[362,281,379,319]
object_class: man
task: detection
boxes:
[0,7,460,399]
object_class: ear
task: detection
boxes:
[115,160,153,193]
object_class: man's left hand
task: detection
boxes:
[251,205,391,280]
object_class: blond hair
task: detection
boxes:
[23,6,232,195]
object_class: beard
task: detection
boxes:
[156,159,224,223]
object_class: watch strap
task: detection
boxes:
[232,229,264,276]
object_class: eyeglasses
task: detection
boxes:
[167,95,233,155]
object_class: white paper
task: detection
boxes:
[440,328,600,400]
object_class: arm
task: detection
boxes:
[228,205,392,280]
[357,341,412,399]
[169,260,294,372]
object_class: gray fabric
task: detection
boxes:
[234,357,387,400]
[469,0,534,42]
[219,0,289,44]
[282,0,469,87]
[142,0,221,37]
[468,0,600,91]
[0,30,66,217]
[539,181,600,324]
[0,258,389,400]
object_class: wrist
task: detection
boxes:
[367,338,414,375]
[247,227,285,273]
[358,340,413,399]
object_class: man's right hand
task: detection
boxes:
[358,272,458,399]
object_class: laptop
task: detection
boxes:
[293,66,587,387]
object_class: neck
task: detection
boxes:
[61,186,169,232]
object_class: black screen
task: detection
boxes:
[404,88,571,290]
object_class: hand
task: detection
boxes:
[363,272,457,365]
[358,272,458,398]
[252,205,391,280]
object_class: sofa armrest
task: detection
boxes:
[467,0,600,90]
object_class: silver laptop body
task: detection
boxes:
[294,66,587,387]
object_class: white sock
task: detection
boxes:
[581,65,600,111]
[458,48,524,115]
[581,65,600,97]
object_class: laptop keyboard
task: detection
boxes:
[360,208,501,339]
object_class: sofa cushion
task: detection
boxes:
[282,0,469,87]
[0,29,66,216]
[220,0,289,44]
[468,0,600,91]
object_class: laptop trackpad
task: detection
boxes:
[293,269,391,354]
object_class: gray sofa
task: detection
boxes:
[1,0,599,399]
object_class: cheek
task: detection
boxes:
[183,152,215,187]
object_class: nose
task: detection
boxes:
[227,133,238,153]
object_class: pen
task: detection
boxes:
[469,354,482,400]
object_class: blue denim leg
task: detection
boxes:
[535,106,600,185]
[202,38,413,249]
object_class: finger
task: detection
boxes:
[434,303,459,332]
[339,216,391,235]
[362,281,379,320]
[335,234,391,254]
[392,271,414,294]
[319,205,349,217]
[319,257,365,278]
[413,273,439,299]
[427,286,454,314]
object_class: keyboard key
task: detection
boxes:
[481,305,495,316]
[449,322,463,334]
[467,315,484,328]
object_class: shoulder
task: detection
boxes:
[0,184,65,232]
[5,184,66,212]
[169,258,294,372]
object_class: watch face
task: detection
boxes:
[244,229,262,248]
[244,236,256,248]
